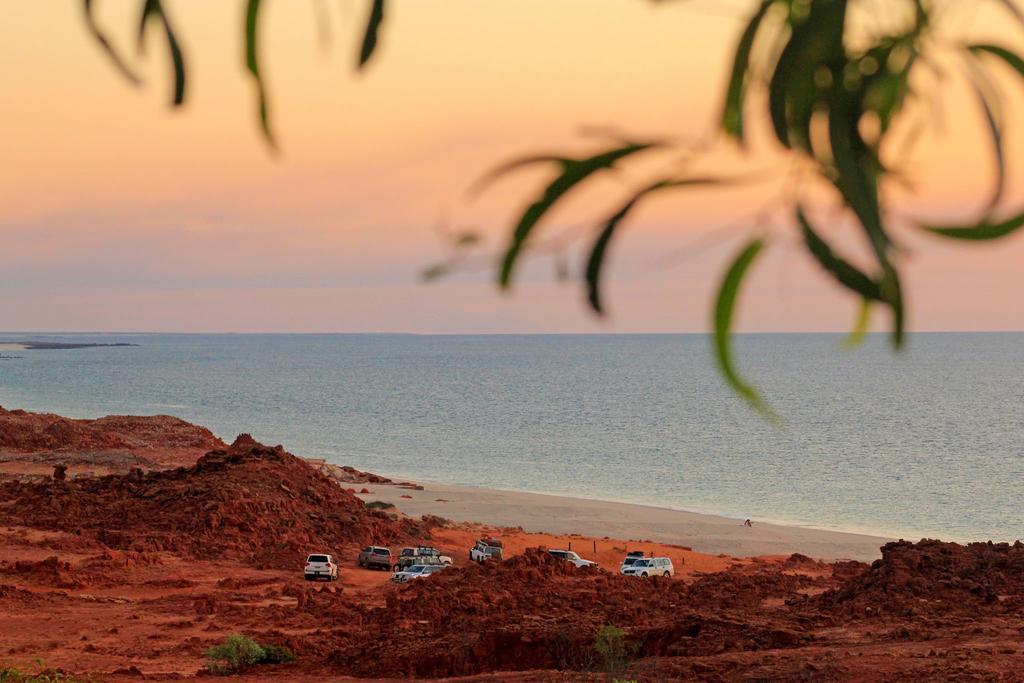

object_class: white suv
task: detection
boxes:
[547,549,597,568]
[304,553,339,581]
[621,556,674,577]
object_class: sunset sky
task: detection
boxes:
[2,0,1023,333]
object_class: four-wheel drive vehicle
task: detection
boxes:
[469,538,504,563]
[394,546,452,571]
[621,556,674,577]
[619,551,647,573]
[304,553,339,581]
[547,549,597,568]
[391,563,446,583]
[357,546,392,570]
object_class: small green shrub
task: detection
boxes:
[365,500,395,510]
[0,662,83,683]
[594,624,638,673]
[205,634,264,674]
[204,634,296,674]
[259,644,296,664]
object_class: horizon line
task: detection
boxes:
[2,330,1023,337]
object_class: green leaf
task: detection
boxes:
[713,238,776,421]
[498,142,658,288]
[138,0,186,106]
[797,207,882,302]
[842,298,872,349]
[827,89,904,348]
[722,0,773,144]
[922,208,1024,240]
[768,0,847,151]
[467,154,564,198]
[245,0,275,148]
[82,0,142,86]
[586,177,726,314]
[359,0,385,69]
[969,43,1024,79]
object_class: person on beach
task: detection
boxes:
[743,519,753,527]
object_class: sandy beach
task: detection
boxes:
[353,478,893,561]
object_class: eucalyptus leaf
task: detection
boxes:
[586,177,727,314]
[713,238,776,421]
[722,0,773,144]
[922,209,1024,240]
[498,142,658,288]
[359,0,385,69]
[82,0,142,86]
[245,0,275,147]
[138,0,186,106]
[797,207,883,302]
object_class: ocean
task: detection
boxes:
[0,332,1020,543]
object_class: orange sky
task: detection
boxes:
[1,0,1023,333]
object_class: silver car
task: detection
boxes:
[391,563,446,583]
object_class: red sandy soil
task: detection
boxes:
[0,414,1023,680]
[0,406,224,480]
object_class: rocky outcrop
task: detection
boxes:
[0,406,225,469]
[0,435,424,568]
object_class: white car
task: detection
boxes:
[619,551,647,574]
[304,553,339,581]
[469,538,504,563]
[391,563,446,583]
[547,549,597,568]
[621,556,674,578]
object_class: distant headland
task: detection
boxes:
[0,341,139,350]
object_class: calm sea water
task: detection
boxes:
[0,332,1020,542]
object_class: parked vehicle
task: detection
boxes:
[357,546,392,570]
[391,563,447,583]
[619,551,647,574]
[547,549,597,568]
[394,546,452,571]
[469,538,504,563]
[304,553,339,581]
[621,556,674,577]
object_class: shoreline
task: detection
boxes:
[388,470,914,541]
[349,473,894,561]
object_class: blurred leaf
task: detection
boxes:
[138,0,186,106]
[586,177,726,314]
[842,298,872,349]
[713,237,776,421]
[768,0,846,152]
[963,58,1005,211]
[245,0,275,148]
[969,44,1024,77]
[828,88,904,349]
[82,0,142,86]
[797,207,882,302]
[498,142,658,288]
[468,154,565,198]
[722,0,773,144]
[359,0,385,69]
[922,208,1024,240]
